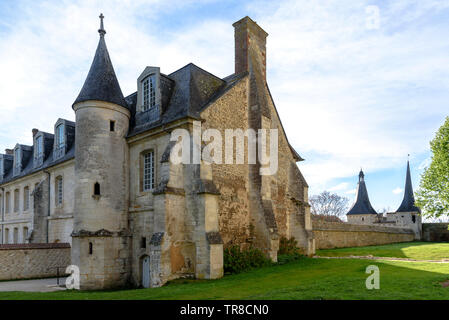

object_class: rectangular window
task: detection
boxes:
[56,177,63,206]
[36,136,43,157]
[5,192,10,213]
[13,228,18,244]
[143,151,155,191]
[14,148,20,167]
[56,124,65,148]
[23,227,28,242]
[110,120,115,132]
[14,189,19,212]
[5,229,9,244]
[23,187,30,211]
[142,75,156,111]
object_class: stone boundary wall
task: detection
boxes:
[0,243,71,281]
[422,223,449,242]
[313,221,415,250]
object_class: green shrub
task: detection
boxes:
[224,245,272,274]
[277,237,303,265]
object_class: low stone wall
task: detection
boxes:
[0,243,71,281]
[422,223,449,242]
[313,221,415,250]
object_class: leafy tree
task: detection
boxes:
[310,191,349,219]
[416,117,449,219]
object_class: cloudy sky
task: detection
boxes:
[1,0,448,215]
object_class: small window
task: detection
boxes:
[23,227,28,242]
[89,242,93,255]
[110,120,115,132]
[143,151,155,191]
[24,186,30,211]
[56,124,65,148]
[412,215,416,223]
[5,192,10,213]
[35,136,43,157]
[4,228,9,244]
[94,182,101,196]
[141,237,147,249]
[13,228,18,244]
[56,176,63,206]
[13,189,19,212]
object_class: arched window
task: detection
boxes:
[23,186,30,211]
[55,176,63,206]
[94,182,101,196]
[142,75,156,111]
[56,124,65,148]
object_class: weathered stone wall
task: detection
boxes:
[313,220,415,249]
[0,243,71,280]
[422,223,449,242]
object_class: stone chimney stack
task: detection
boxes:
[233,16,268,80]
[32,128,39,137]
[5,149,13,155]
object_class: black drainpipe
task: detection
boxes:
[1,187,4,245]
[43,170,51,243]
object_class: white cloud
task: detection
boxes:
[345,189,357,195]
[328,182,349,192]
[392,187,403,194]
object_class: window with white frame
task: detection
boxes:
[56,176,63,206]
[142,75,156,111]
[35,135,43,157]
[24,186,30,211]
[143,151,155,191]
[56,124,65,148]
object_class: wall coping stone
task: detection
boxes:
[0,243,71,250]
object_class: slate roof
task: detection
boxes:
[72,32,127,109]
[347,170,378,215]
[127,63,247,137]
[396,161,421,213]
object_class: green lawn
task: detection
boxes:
[316,242,449,260]
[0,256,448,300]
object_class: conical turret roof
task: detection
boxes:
[396,161,420,213]
[347,170,378,215]
[73,14,127,109]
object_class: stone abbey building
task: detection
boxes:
[0,16,314,289]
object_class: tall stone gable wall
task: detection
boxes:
[422,223,449,242]
[0,243,71,280]
[313,221,415,249]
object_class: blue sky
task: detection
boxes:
[0,0,448,218]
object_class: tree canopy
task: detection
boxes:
[416,117,449,218]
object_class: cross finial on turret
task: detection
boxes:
[98,13,106,37]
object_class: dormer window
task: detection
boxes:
[14,148,20,167]
[35,136,43,157]
[56,124,64,148]
[142,75,156,111]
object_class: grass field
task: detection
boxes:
[316,242,449,260]
[0,252,448,300]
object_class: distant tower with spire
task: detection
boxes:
[346,169,379,224]
[386,159,422,239]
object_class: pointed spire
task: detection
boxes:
[347,169,378,215]
[396,160,421,213]
[73,14,127,109]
